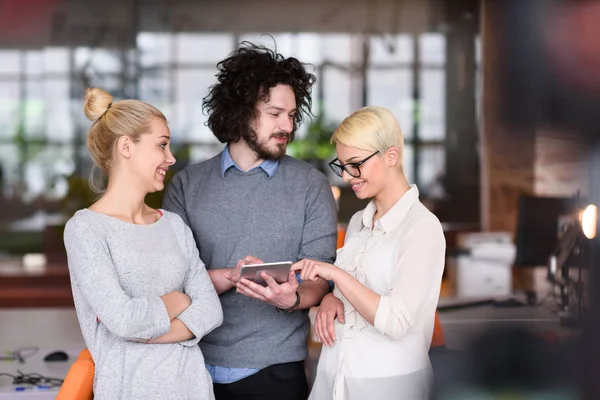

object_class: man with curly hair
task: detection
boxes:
[163,41,338,400]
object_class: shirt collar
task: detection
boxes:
[361,184,420,233]
[220,145,280,178]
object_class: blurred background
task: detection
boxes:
[0,0,598,398]
[0,0,476,266]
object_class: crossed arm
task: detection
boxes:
[144,292,194,344]
[64,218,222,345]
[148,260,223,345]
[148,229,223,345]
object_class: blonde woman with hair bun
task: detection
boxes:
[293,106,446,399]
[63,88,223,399]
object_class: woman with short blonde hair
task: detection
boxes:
[295,106,446,399]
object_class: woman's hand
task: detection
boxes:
[315,293,345,346]
[160,291,191,321]
[292,259,339,282]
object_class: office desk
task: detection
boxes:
[0,308,85,399]
[0,348,81,399]
[438,301,577,350]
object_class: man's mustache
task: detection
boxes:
[271,132,290,140]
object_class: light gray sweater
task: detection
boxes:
[163,154,338,368]
[63,209,223,400]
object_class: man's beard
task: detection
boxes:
[244,131,290,161]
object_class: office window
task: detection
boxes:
[365,33,446,188]
[176,33,234,64]
[138,33,173,68]
[0,46,75,201]
[139,70,172,113]
[418,146,445,191]
[322,67,356,125]
[43,48,70,74]
[416,34,446,193]
[74,48,123,74]
[0,32,450,208]
[23,146,74,201]
[24,80,45,138]
[174,69,220,143]
[0,81,20,139]
[367,69,414,138]
[44,79,73,141]
[420,69,445,141]
[0,144,19,195]
[0,50,20,74]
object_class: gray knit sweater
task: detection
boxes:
[163,154,338,368]
[63,209,223,400]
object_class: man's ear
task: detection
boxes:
[385,146,400,167]
[116,136,133,159]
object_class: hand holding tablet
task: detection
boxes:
[238,261,293,287]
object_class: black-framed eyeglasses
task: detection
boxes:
[328,151,379,178]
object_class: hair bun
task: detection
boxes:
[84,88,114,121]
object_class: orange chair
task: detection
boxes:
[56,349,95,400]
[431,311,446,348]
[336,225,346,249]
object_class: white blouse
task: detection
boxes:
[310,185,446,400]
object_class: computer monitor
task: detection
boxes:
[514,196,575,267]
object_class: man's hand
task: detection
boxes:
[224,255,264,284]
[314,292,345,346]
[235,269,300,309]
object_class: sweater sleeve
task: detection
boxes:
[297,169,338,264]
[64,216,171,341]
[175,221,224,346]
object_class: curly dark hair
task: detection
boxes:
[202,41,316,144]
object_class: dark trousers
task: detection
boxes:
[213,361,308,400]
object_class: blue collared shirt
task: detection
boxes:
[208,146,279,384]
[220,145,279,178]
[205,364,260,384]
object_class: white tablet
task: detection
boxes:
[238,261,293,286]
